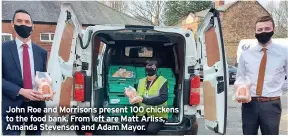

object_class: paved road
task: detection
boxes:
[197,85,288,135]
[37,85,288,135]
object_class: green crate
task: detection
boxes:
[135,67,145,71]
[168,105,175,119]
[108,65,136,82]
[106,104,133,117]
[109,80,136,85]
[108,83,134,93]
[158,68,173,74]
[110,65,135,71]
[168,88,174,94]
[162,74,175,79]
[168,112,173,119]
[168,94,175,106]
[107,92,130,105]
[168,83,175,90]
[136,74,146,78]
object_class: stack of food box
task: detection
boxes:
[107,65,135,116]
[107,66,176,118]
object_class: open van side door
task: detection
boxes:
[196,9,228,135]
[46,3,82,110]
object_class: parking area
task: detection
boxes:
[197,85,288,135]
[39,85,287,135]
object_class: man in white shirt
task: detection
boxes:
[236,16,288,135]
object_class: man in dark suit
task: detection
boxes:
[2,9,52,135]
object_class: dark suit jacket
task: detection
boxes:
[2,40,47,117]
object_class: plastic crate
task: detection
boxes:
[108,83,134,93]
[168,105,175,119]
[168,112,173,119]
[168,83,175,90]
[168,94,175,106]
[168,88,175,94]
[108,65,136,82]
[136,74,146,78]
[109,80,136,85]
[106,104,133,117]
[157,68,173,75]
[107,92,130,105]
[135,67,145,72]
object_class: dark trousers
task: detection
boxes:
[241,99,282,135]
[2,101,45,135]
[136,116,166,135]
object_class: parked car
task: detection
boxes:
[228,65,237,84]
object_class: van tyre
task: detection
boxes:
[185,115,198,135]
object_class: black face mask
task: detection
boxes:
[14,24,32,38]
[145,68,157,76]
[255,31,274,45]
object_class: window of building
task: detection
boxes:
[40,33,54,42]
[2,33,13,42]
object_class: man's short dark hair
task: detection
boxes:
[12,9,33,23]
[146,59,158,68]
[256,15,275,28]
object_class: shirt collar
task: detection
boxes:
[15,37,32,49]
[255,42,273,52]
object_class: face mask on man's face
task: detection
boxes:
[145,67,157,76]
[255,31,274,45]
[14,24,32,38]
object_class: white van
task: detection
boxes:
[236,38,288,63]
[47,3,229,135]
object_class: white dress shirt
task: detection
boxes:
[236,41,288,97]
[15,37,35,89]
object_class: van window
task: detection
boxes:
[125,46,153,57]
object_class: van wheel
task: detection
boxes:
[74,121,85,135]
[186,115,198,135]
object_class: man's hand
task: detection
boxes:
[43,92,56,101]
[237,98,251,103]
[18,88,43,101]
[130,96,143,104]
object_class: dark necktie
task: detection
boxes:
[256,48,267,96]
[22,44,33,89]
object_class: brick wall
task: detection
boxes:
[221,1,270,64]
[2,22,89,59]
[2,22,56,53]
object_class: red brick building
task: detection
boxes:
[2,1,150,56]
[173,1,270,65]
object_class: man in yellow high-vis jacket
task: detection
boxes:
[130,60,168,135]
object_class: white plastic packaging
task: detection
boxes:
[35,71,53,98]
[124,86,141,104]
[233,76,252,102]
[112,68,134,78]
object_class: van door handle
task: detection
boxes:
[216,76,224,94]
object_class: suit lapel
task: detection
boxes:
[9,40,22,77]
[32,44,40,73]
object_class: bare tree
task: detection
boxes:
[266,1,288,38]
[128,0,166,26]
[99,1,128,13]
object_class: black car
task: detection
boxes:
[228,65,237,84]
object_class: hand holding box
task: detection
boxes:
[35,71,54,99]
[233,76,252,103]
